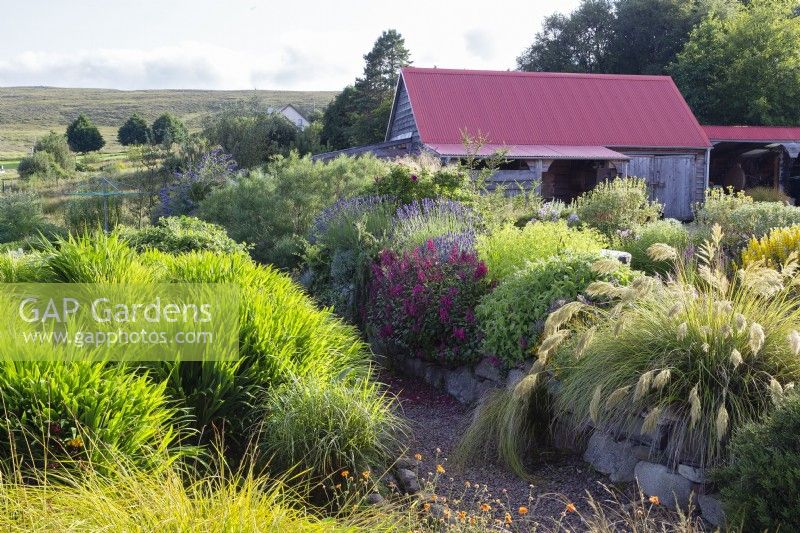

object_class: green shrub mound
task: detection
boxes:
[0,362,175,474]
[0,193,63,244]
[716,392,800,532]
[477,253,633,367]
[571,177,662,236]
[617,219,690,275]
[115,216,249,255]
[261,377,405,481]
[476,221,607,281]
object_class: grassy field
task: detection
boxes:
[0,86,337,158]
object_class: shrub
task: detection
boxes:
[476,221,607,281]
[200,153,384,268]
[160,148,237,218]
[203,111,301,168]
[17,151,63,181]
[66,114,105,153]
[742,224,800,268]
[391,198,479,253]
[546,227,800,467]
[746,186,791,204]
[716,392,800,532]
[0,362,176,474]
[367,162,475,205]
[616,219,691,275]
[117,113,152,146]
[571,177,662,236]
[34,131,75,173]
[260,377,404,480]
[115,216,248,255]
[476,254,633,367]
[151,113,188,147]
[367,243,490,366]
[0,192,53,243]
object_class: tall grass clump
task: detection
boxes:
[42,232,154,283]
[115,216,249,255]
[571,177,662,237]
[716,391,800,532]
[616,219,691,275]
[260,377,405,481]
[0,250,48,282]
[547,225,800,467]
[0,362,177,475]
[476,221,607,281]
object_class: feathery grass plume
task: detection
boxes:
[633,370,655,402]
[605,386,630,409]
[653,369,671,389]
[642,406,663,434]
[749,322,765,355]
[769,378,784,404]
[721,324,733,339]
[714,300,733,314]
[676,322,689,341]
[716,403,729,440]
[537,329,570,362]
[513,372,540,400]
[543,301,585,336]
[646,243,678,262]
[592,258,624,275]
[730,348,743,368]
[585,280,623,299]
[668,303,682,318]
[734,313,747,333]
[613,316,627,336]
[689,384,701,428]
[590,385,603,424]
[574,326,596,359]
[738,265,784,297]
[789,330,800,356]
[702,342,710,353]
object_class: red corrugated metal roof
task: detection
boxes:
[401,67,711,149]
[704,125,800,142]
[426,143,629,160]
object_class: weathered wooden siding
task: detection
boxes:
[387,78,419,141]
[619,149,707,220]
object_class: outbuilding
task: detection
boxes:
[318,67,717,220]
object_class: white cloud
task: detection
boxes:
[464,29,496,61]
[0,42,348,90]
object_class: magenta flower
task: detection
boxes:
[453,327,466,342]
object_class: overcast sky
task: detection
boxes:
[0,0,580,91]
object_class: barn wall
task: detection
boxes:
[618,148,707,220]
[387,78,419,142]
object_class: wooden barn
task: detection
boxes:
[318,67,718,220]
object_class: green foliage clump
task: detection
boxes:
[203,110,303,168]
[66,114,105,153]
[199,153,386,268]
[34,131,75,173]
[115,216,248,255]
[367,162,475,206]
[0,192,56,244]
[616,219,690,274]
[261,377,404,480]
[117,113,152,146]
[746,186,791,204]
[716,392,800,532]
[695,187,800,250]
[548,228,800,467]
[477,253,632,367]
[151,113,188,147]
[476,221,607,281]
[0,362,175,474]
[572,177,662,236]
[742,224,800,268]
[17,151,65,181]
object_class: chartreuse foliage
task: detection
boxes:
[571,177,662,237]
[616,219,690,275]
[476,221,607,281]
[742,224,800,268]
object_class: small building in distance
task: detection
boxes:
[269,104,311,130]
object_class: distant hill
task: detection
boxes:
[0,86,338,158]
[0,86,337,128]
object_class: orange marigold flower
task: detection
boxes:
[443,508,452,520]
[565,502,577,513]
[334,483,341,490]
[480,503,491,512]
[436,464,446,474]
[457,511,467,522]
[504,512,512,525]
[649,495,660,506]
[423,503,431,512]
[518,506,529,515]
[414,453,423,461]
[341,470,349,478]
[361,470,370,480]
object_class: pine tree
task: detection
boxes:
[66,114,105,153]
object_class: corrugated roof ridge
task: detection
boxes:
[704,124,800,129]
[401,66,671,81]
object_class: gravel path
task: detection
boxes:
[382,370,617,529]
